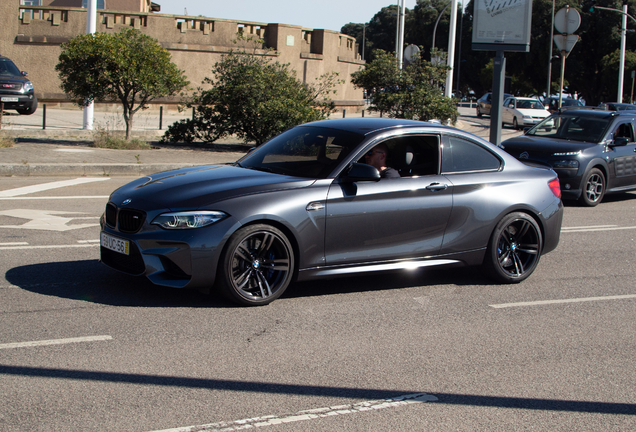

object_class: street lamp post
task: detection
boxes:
[432,2,451,54]
[589,5,636,102]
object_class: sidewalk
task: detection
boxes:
[0,106,521,177]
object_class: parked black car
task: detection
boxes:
[543,96,584,113]
[598,102,636,111]
[476,92,513,117]
[0,55,37,115]
[101,118,563,306]
[500,109,636,206]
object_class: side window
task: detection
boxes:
[360,135,440,177]
[441,136,501,173]
[613,122,635,142]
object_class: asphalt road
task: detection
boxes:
[1,174,636,431]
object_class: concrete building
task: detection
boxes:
[1,0,365,111]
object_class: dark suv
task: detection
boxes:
[500,109,636,206]
[0,55,37,115]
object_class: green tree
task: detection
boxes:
[56,28,189,140]
[163,37,339,145]
[351,49,458,123]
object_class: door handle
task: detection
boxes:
[426,182,448,191]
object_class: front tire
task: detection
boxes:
[16,97,37,115]
[578,168,605,207]
[512,117,519,130]
[483,212,542,283]
[216,224,294,306]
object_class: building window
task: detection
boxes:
[82,0,105,9]
[20,0,42,20]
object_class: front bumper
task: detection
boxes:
[100,209,237,291]
[0,93,36,109]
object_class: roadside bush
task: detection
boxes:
[163,36,340,145]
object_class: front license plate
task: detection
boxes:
[1,97,18,102]
[101,232,129,255]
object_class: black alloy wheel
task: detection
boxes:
[579,168,605,207]
[217,224,294,306]
[483,212,542,283]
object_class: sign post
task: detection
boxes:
[553,6,581,109]
[472,0,532,145]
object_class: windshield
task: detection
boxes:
[526,115,611,142]
[517,99,545,109]
[0,59,22,77]
[237,125,365,179]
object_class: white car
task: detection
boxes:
[502,97,550,129]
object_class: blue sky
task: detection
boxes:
[156,1,418,32]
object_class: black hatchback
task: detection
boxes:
[0,56,37,115]
[500,109,636,206]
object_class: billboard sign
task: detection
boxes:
[472,0,533,52]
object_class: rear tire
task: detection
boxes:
[483,212,542,283]
[216,224,294,306]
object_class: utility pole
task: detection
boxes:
[83,0,96,130]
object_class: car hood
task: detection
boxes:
[516,108,549,117]
[501,135,596,161]
[109,164,317,210]
[502,135,597,152]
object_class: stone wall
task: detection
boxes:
[0,0,365,111]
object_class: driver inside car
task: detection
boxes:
[364,143,400,178]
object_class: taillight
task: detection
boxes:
[548,177,561,199]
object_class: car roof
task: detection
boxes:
[300,118,455,135]
[557,108,632,119]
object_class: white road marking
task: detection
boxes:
[0,196,109,200]
[54,149,94,153]
[0,244,99,250]
[0,335,112,350]
[0,242,29,246]
[0,178,110,197]
[77,239,100,243]
[0,209,100,231]
[147,393,438,432]
[562,225,617,230]
[490,294,636,309]
[561,225,636,233]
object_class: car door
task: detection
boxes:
[502,97,514,124]
[439,134,506,254]
[324,134,453,266]
[607,121,636,188]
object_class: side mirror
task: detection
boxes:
[341,162,381,182]
[611,137,629,147]
[21,71,28,77]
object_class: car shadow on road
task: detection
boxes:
[5,260,490,307]
[4,259,228,308]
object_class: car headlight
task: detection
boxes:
[22,81,33,93]
[552,160,579,169]
[151,210,228,229]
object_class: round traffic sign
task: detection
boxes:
[554,7,581,34]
